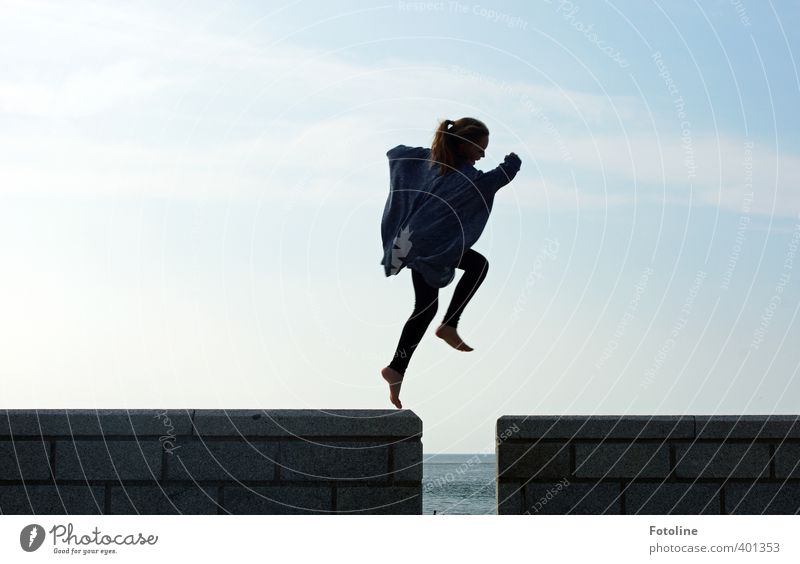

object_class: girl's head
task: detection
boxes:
[429,117,489,176]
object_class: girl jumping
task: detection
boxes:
[379,117,522,408]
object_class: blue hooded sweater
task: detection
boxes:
[379,144,521,288]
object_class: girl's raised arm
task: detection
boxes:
[471,152,522,198]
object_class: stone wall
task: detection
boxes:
[496,415,800,514]
[0,409,422,514]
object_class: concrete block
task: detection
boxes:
[497,416,694,440]
[0,441,52,480]
[725,483,800,514]
[223,486,333,514]
[696,416,800,439]
[109,485,219,514]
[496,481,523,514]
[0,410,423,516]
[192,409,421,438]
[497,442,570,480]
[392,440,422,482]
[774,443,800,478]
[279,440,390,482]
[575,443,670,479]
[0,485,104,514]
[0,410,193,437]
[55,440,162,480]
[523,482,620,514]
[337,486,421,514]
[674,443,771,479]
[165,440,277,481]
[624,483,721,514]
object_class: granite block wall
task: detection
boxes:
[496,415,800,515]
[0,409,422,514]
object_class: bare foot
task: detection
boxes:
[435,324,474,351]
[381,366,404,409]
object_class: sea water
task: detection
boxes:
[422,453,496,515]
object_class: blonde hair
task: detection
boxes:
[429,117,490,177]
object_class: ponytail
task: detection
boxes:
[429,117,489,177]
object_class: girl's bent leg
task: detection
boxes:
[441,248,489,329]
[387,268,439,376]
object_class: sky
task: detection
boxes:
[1,0,800,453]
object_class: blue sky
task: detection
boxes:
[2,0,799,453]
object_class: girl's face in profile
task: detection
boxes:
[458,134,489,166]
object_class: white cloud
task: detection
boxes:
[1,0,798,222]
[532,133,800,217]
[0,59,176,117]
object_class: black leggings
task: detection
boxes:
[388,248,489,376]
